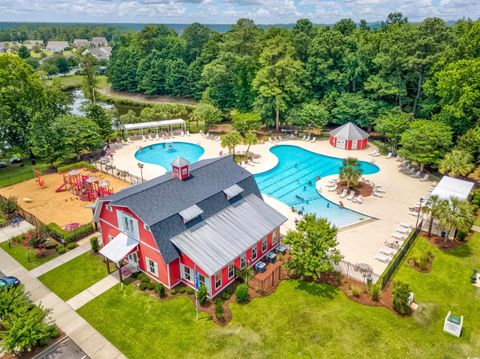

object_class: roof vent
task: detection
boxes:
[179,204,203,223]
[223,184,244,200]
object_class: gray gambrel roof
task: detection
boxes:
[171,194,287,275]
[329,122,369,140]
[171,157,190,167]
[103,156,268,264]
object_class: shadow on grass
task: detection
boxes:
[444,243,473,258]
[294,281,338,299]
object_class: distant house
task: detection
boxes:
[91,37,108,47]
[46,41,69,52]
[94,156,287,298]
[83,46,112,60]
[24,40,44,50]
[73,39,89,49]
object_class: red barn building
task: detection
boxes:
[329,122,369,150]
[94,156,287,298]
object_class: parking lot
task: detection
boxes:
[33,337,89,359]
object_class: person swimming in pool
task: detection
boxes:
[327,203,330,208]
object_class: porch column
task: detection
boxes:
[118,262,123,283]
[106,258,111,274]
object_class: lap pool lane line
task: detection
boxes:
[254,145,379,228]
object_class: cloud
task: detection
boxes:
[0,0,478,23]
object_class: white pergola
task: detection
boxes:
[122,119,186,135]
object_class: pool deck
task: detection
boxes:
[111,134,434,277]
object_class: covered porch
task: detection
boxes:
[122,119,186,137]
[99,232,139,283]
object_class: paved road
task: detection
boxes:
[33,337,90,359]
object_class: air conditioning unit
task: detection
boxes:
[255,261,266,273]
[276,245,287,255]
[266,252,276,263]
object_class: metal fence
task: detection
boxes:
[380,221,422,289]
[335,260,381,285]
[92,160,143,184]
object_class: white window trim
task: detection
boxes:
[252,246,257,260]
[146,257,158,276]
[144,223,150,231]
[181,264,192,282]
[106,204,112,211]
[215,272,222,289]
[272,229,279,245]
[228,263,235,279]
[240,253,246,269]
[262,237,267,252]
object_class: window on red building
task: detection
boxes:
[262,237,267,252]
[252,246,257,261]
[215,272,222,289]
[228,263,235,279]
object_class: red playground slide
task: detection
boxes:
[55,183,66,193]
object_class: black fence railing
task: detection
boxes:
[92,160,143,184]
[380,221,422,289]
[335,260,381,284]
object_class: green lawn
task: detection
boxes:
[0,242,56,270]
[0,162,49,187]
[39,252,107,300]
[78,234,480,359]
[474,216,480,227]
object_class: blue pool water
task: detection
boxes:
[254,145,380,228]
[135,142,205,169]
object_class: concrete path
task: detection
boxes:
[67,271,120,310]
[0,247,126,359]
[29,242,91,278]
[472,225,480,233]
[0,221,34,243]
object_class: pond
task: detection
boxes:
[68,89,143,116]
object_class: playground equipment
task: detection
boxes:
[57,170,114,201]
[33,169,44,187]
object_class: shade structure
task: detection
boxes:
[329,122,369,150]
[430,176,474,201]
[99,232,138,264]
[122,119,185,131]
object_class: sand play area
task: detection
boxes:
[0,171,129,226]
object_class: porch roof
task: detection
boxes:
[99,232,138,264]
[430,176,474,201]
[122,119,185,131]
[170,194,287,276]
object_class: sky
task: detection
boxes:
[0,0,479,24]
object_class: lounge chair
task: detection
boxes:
[419,174,429,181]
[355,195,364,204]
[369,150,379,156]
[411,171,421,178]
[339,189,348,198]
[302,135,307,141]
[373,191,384,198]
[375,254,391,263]
[400,223,412,229]
[305,135,311,142]
[385,240,400,249]
[385,152,394,159]
[396,228,410,235]
[347,191,355,200]
[380,246,397,256]
[374,186,385,193]
[310,137,316,143]
[392,233,407,240]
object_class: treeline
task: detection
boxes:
[107,15,480,136]
[0,24,128,43]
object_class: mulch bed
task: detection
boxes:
[336,181,373,197]
[422,231,469,250]
[407,257,433,273]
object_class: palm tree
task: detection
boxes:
[421,195,442,237]
[436,197,475,244]
[339,157,362,189]
[221,130,243,155]
[243,131,258,158]
[439,150,474,177]
[238,266,254,285]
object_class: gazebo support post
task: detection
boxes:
[106,258,111,274]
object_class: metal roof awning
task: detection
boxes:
[430,176,474,201]
[179,205,204,223]
[99,232,138,264]
[122,119,185,131]
[223,184,244,200]
[171,194,287,276]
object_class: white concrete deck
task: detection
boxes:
[111,135,434,277]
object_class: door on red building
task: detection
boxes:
[128,252,139,269]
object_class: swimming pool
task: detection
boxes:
[135,142,205,169]
[254,145,380,228]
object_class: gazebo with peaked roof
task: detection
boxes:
[329,122,369,150]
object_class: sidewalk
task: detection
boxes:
[29,242,91,278]
[0,221,33,243]
[67,271,120,310]
[0,247,127,359]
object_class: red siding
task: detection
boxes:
[169,259,181,287]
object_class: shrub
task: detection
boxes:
[0,195,18,217]
[44,241,56,250]
[47,223,95,243]
[66,242,76,250]
[371,285,380,301]
[350,285,361,298]
[57,161,95,173]
[25,226,49,249]
[90,236,99,252]
[214,298,224,320]
[178,287,186,294]
[186,287,194,295]
[171,289,177,295]
[11,234,25,244]
[156,284,166,297]
[221,292,230,300]
[225,286,234,295]
[55,244,65,252]
[139,282,148,291]
[198,284,208,306]
[138,273,150,284]
[393,281,411,315]
[147,282,155,290]
[235,284,249,303]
